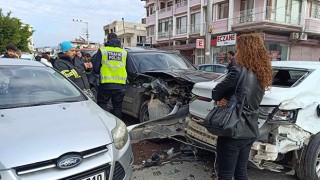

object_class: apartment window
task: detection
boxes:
[310,1,320,18]
[113,27,116,33]
[176,0,186,8]
[158,18,173,32]
[176,16,187,34]
[127,37,131,44]
[218,2,229,19]
[191,12,201,33]
[168,1,173,7]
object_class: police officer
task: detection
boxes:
[93,33,127,118]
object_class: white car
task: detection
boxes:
[187,61,320,180]
[130,61,320,180]
[0,59,133,180]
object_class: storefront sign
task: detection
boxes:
[217,34,237,46]
[196,39,204,49]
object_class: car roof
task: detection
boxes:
[0,58,45,67]
[124,47,176,53]
[272,61,320,70]
[199,64,226,67]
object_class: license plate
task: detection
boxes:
[81,171,106,180]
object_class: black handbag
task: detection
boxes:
[204,67,248,138]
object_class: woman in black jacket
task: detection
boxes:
[212,34,273,180]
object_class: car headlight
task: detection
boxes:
[267,108,298,124]
[111,117,128,150]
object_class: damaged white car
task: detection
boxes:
[130,61,320,180]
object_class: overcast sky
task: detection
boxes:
[1,0,145,47]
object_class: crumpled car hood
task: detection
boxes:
[0,101,116,169]
[144,70,221,83]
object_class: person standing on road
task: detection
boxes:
[227,51,236,70]
[93,33,127,118]
[2,44,19,59]
[54,41,95,101]
[211,34,273,180]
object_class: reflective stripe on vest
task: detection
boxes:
[100,46,127,84]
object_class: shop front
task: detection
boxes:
[211,33,237,64]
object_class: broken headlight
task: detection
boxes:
[267,108,299,124]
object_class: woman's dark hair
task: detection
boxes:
[235,33,273,89]
[6,44,18,51]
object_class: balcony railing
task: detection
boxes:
[176,1,187,8]
[233,6,301,25]
[176,28,187,35]
[158,31,170,38]
[190,24,201,33]
[159,6,172,14]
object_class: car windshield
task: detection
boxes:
[214,67,311,87]
[130,52,196,72]
[0,65,86,109]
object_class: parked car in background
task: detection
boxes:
[130,61,320,180]
[0,59,133,180]
[198,64,227,74]
[20,53,34,60]
[121,48,221,123]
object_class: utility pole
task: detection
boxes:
[73,19,89,46]
[122,18,125,45]
[205,0,213,63]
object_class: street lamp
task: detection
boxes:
[73,19,89,46]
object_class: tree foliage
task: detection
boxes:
[0,9,34,53]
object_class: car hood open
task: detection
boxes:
[144,70,221,83]
[0,101,116,169]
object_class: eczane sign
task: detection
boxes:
[217,33,237,46]
[196,39,204,49]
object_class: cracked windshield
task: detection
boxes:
[1,0,320,180]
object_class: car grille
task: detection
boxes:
[61,163,111,180]
[112,161,125,180]
[14,145,108,175]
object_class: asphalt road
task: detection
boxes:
[123,114,299,180]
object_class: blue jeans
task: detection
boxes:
[217,136,255,180]
[97,87,125,119]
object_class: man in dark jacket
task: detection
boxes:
[93,33,127,118]
[2,44,19,59]
[54,41,94,99]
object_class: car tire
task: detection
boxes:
[138,100,149,123]
[296,133,320,180]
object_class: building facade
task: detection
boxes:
[103,21,147,47]
[143,0,320,64]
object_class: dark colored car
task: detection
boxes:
[122,48,221,123]
[199,64,227,74]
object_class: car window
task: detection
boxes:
[214,67,311,87]
[0,66,86,109]
[272,68,310,87]
[130,52,196,72]
[200,65,213,72]
[216,66,227,73]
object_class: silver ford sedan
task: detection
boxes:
[0,59,133,180]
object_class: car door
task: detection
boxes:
[122,55,137,117]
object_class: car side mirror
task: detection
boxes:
[317,105,320,117]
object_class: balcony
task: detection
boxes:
[158,31,170,38]
[159,6,173,18]
[146,14,156,26]
[189,0,201,7]
[233,6,302,32]
[305,18,320,34]
[190,24,201,34]
[176,28,187,35]
[174,1,188,15]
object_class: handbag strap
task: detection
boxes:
[233,67,247,102]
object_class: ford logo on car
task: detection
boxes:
[57,155,82,169]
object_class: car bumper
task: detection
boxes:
[0,139,133,180]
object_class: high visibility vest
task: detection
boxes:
[100,46,127,84]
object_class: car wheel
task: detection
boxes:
[296,133,320,180]
[138,100,149,123]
